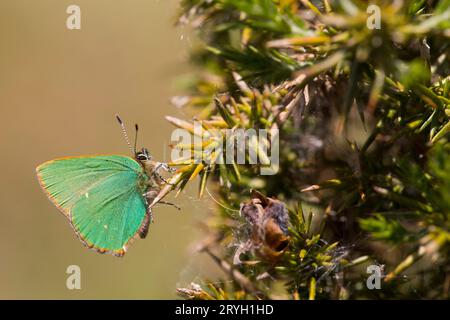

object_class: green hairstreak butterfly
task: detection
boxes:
[36,116,177,257]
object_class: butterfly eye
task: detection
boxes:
[140,148,152,160]
[136,153,148,161]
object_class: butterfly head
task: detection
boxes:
[115,115,155,168]
[135,148,152,163]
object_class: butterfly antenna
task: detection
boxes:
[134,124,139,154]
[115,114,135,155]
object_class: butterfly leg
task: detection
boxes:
[155,162,176,173]
[153,162,177,185]
[155,201,181,210]
[153,171,173,185]
[143,189,181,211]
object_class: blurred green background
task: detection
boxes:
[0,0,216,299]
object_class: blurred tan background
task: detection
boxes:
[0,0,216,299]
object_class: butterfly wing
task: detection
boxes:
[36,155,148,256]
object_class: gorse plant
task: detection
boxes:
[163,0,450,299]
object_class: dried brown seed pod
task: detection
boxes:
[237,190,290,263]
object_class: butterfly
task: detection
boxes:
[36,116,177,257]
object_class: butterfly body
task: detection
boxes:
[36,148,169,257]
